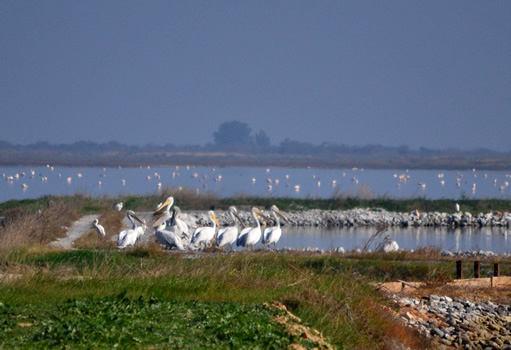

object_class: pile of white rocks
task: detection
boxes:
[392,294,511,349]
[283,209,511,228]
[189,208,511,228]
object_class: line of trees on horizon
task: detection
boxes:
[1,120,509,156]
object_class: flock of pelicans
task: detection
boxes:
[91,196,290,251]
[91,195,401,253]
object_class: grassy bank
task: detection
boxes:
[1,187,510,216]
[1,191,511,348]
[0,249,443,349]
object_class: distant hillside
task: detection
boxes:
[0,140,510,170]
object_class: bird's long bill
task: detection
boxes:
[255,211,273,224]
[153,199,171,215]
[233,212,246,228]
[152,215,165,228]
[276,210,291,224]
[212,214,219,227]
[132,213,146,225]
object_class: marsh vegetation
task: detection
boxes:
[1,190,511,348]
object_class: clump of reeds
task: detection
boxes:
[0,202,78,252]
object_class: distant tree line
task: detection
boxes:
[0,120,510,169]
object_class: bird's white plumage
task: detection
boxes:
[114,202,123,211]
[216,206,243,250]
[262,205,289,249]
[236,207,271,249]
[382,235,399,253]
[117,210,146,249]
[153,197,189,239]
[191,211,218,249]
[155,220,186,250]
[92,218,106,237]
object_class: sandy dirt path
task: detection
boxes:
[49,214,98,249]
[50,211,200,249]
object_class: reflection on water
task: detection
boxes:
[278,226,511,254]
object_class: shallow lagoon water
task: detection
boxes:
[2,166,510,253]
[1,165,510,203]
[276,226,510,254]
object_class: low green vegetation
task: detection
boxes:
[1,192,510,349]
[0,249,466,349]
[0,294,310,349]
[1,188,510,217]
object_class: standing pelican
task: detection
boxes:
[262,205,290,250]
[216,206,244,251]
[114,202,123,211]
[455,203,460,213]
[191,211,219,249]
[92,218,106,238]
[117,210,146,249]
[153,197,189,240]
[236,207,272,250]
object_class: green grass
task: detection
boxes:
[2,193,509,348]
[0,250,452,349]
[0,295,313,349]
[2,192,510,218]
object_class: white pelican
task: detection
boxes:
[117,210,146,249]
[381,235,399,253]
[92,218,106,238]
[216,206,244,251]
[153,197,189,240]
[155,216,186,250]
[262,205,290,250]
[191,211,219,249]
[114,202,123,211]
[236,207,272,250]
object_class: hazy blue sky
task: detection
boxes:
[1,1,510,151]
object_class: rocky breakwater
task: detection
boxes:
[284,209,511,228]
[184,209,511,229]
[392,294,511,349]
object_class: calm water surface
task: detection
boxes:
[2,166,510,253]
[1,165,510,202]
[278,226,510,254]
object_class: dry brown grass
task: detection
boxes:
[73,211,124,250]
[0,203,78,251]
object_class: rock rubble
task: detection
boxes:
[186,209,511,228]
[392,294,511,349]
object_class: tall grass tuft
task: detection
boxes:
[0,202,78,251]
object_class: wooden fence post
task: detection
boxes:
[456,260,463,279]
[474,261,480,278]
[494,263,500,277]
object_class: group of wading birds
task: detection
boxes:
[91,196,290,251]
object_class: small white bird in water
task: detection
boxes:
[92,218,106,238]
